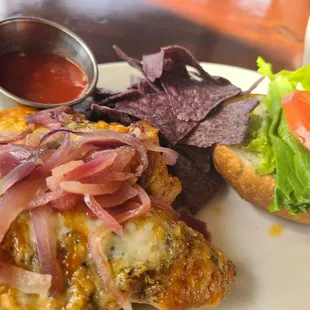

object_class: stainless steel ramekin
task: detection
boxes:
[0,17,98,109]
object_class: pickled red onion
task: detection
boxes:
[0,262,52,297]
[30,206,64,296]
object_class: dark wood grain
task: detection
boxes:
[0,0,300,71]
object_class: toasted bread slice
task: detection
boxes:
[213,144,310,224]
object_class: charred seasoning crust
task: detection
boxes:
[111,209,235,310]
[155,223,235,309]
[0,213,38,271]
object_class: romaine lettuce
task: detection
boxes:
[245,111,275,175]
[253,58,310,214]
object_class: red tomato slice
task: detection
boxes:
[281,91,310,150]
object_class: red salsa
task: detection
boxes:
[0,52,88,104]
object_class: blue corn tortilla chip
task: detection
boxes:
[130,76,157,94]
[182,98,259,148]
[113,45,162,93]
[171,145,223,214]
[73,100,93,118]
[130,75,143,88]
[174,144,211,172]
[142,45,213,82]
[97,89,143,106]
[141,45,242,121]
[115,93,198,144]
[92,88,119,102]
[142,51,165,82]
[91,104,134,126]
[161,75,241,121]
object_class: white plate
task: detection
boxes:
[2,62,310,310]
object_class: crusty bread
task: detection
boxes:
[212,144,310,224]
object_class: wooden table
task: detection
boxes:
[1,0,308,72]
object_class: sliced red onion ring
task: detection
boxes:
[113,202,146,223]
[0,144,12,154]
[84,147,136,183]
[141,140,178,165]
[150,196,180,220]
[46,176,62,192]
[79,132,148,176]
[29,189,64,208]
[0,124,35,144]
[0,145,35,177]
[88,225,133,310]
[65,153,117,181]
[64,144,100,164]
[133,183,151,206]
[0,262,52,297]
[37,132,73,177]
[0,161,37,196]
[113,149,136,171]
[52,160,84,177]
[85,171,135,183]
[39,128,81,145]
[50,194,81,211]
[37,153,131,208]
[25,106,73,129]
[40,128,148,176]
[84,195,123,235]
[0,144,32,158]
[30,206,64,296]
[95,183,137,209]
[83,204,98,220]
[89,146,135,171]
[109,184,151,223]
[46,160,85,192]
[60,181,121,196]
[0,178,46,243]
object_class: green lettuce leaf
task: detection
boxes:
[244,111,275,175]
[257,56,273,77]
[256,58,310,215]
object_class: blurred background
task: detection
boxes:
[0,0,309,71]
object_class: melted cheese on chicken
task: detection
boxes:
[0,207,235,310]
[0,107,235,310]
